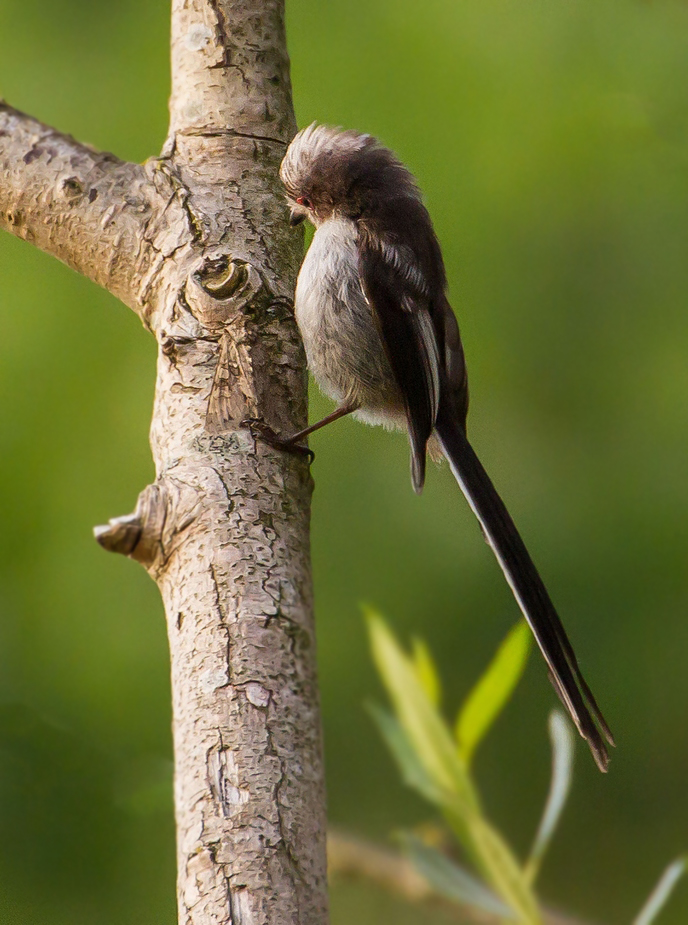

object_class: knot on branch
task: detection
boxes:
[186,251,263,328]
[59,176,85,203]
[182,250,300,435]
[94,483,166,565]
[93,477,201,571]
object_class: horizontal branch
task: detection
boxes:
[327,830,597,925]
[0,103,168,310]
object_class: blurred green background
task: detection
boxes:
[1,0,687,922]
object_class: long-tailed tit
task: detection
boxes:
[275,124,614,770]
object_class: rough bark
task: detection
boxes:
[0,1,329,923]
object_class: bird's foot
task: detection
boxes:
[242,419,315,462]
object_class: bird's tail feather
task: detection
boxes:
[435,404,614,772]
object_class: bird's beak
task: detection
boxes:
[289,208,306,227]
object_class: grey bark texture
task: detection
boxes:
[0,1,329,923]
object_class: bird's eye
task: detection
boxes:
[296,196,311,209]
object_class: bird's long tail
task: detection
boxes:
[434,403,614,771]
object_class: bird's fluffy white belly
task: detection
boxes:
[294,217,404,429]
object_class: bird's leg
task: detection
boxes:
[284,401,359,443]
[243,401,359,460]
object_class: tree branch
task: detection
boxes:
[2,0,328,924]
[0,103,160,309]
[327,830,598,925]
[168,0,295,143]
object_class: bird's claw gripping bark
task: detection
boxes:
[242,419,315,463]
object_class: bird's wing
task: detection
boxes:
[357,235,443,493]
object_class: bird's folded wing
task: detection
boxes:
[357,236,441,493]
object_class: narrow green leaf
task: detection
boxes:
[456,621,531,765]
[400,833,515,919]
[633,857,687,925]
[367,703,445,806]
[411,637,441,707]
[525,711,575,884]
[467,814,542,925]
[367,610,541,923]
[366,609,477,811]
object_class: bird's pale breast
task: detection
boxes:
[294,216,405,428]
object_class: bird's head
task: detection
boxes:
[279,123,420,228]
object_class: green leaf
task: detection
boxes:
[633,857,687,925]
[456,621,531,765]
[366,608,477,811]
[411,637,441,707]
[466,814,542,924]
[367,703,445,806]
[367,610,542,924]
[525,711,575,884]
[400,833,515,919]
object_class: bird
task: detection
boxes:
[274,123,614,771]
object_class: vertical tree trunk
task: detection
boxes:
[0,2,329,923]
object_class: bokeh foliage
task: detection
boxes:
[368,613,685,923]
[0,0,687,922]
